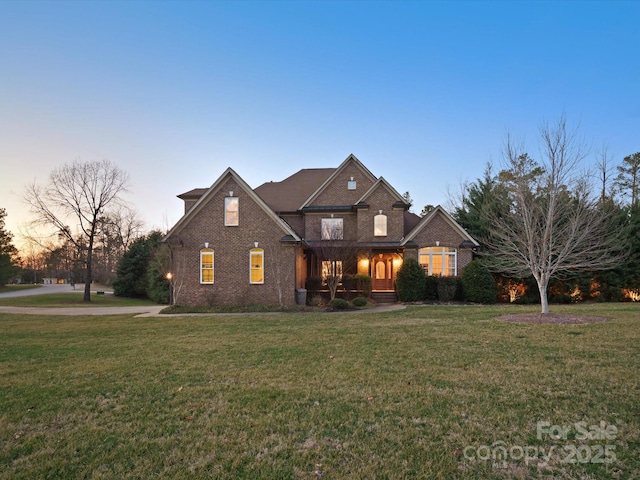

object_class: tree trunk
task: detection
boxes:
[84,229,95,302]
[84,247,92,302]
[537,279,549,314]
[327,276,339,300]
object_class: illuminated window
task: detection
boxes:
[225,196,239,226]
[419,246,457,276]
[200,248,214,284]
[250,248,264,284]
[321,218,343,240]
[321,260,343,281]
[374,213,387,236]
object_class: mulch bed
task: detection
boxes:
[495,313,609,324]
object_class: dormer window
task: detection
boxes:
[347,177,356,190]
[374,212,387,236]
[225,196,239,226]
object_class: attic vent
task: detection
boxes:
[347,177,356,190]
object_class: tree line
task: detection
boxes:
[450,117,639,312]
[1,120,638,310]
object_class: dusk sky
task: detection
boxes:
[1,0,639,247]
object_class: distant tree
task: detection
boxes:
[113,231,164,298]
[420,204,435,216]
[93,206,144,285]
[482,116,626,314]
[24,159,129,301]
[595,146,616,204]
[452,162,509,245]
[615,152,640,209]
[402,191,413,210]
[0,208,20,285]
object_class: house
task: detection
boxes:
[163,154,479,306]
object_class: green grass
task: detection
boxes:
[0,303,638,479]
[0,293,158,307]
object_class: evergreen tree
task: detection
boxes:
[113,231,166,299]
[0,209,19,286]
[615,152,640,209]
[395,258,426,302]
[461,259,496,304]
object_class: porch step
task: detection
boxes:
[371,291,398,304]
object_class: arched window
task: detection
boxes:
[374,213,387,236]
[250,248,264,284]
[200,248,214,284]
[418,246,457,276]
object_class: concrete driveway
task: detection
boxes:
[0,283,81,298]
[0,284,404,317]
[0,283,164,317]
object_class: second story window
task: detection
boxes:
[374,213,387,236]
[321,218,343,240]
[225,196,239,226]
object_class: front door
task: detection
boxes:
[372,255,394,290]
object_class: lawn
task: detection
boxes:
[0,293,158,308]
[0,303,638,479]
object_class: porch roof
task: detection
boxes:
[304,240,410,250]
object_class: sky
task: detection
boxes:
[1,0,639,249]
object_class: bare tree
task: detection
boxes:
[23,159,129,301]
[94,206,144,284]
[483,116,625,314]
[311,239,365,301]
[595,145,616,204]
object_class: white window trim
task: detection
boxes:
[225,196,239,226]
[200,248,214,284]
[419,246,457,276]
[374,213,387,237]
[250,248,264,284]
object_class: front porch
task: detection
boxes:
[304,243,404,301]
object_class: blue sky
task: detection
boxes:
[1,0,639,246]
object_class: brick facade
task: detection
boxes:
[164,155,478,306]
[167,174,299,306]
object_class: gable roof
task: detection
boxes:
[254,168,334,213]
[299,154,378,209]
[163,167,301,242]
[356,176,409,207]
[177,188,208,200]
[402,205,479,247]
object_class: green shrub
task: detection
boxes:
[305,277,323,296]
[461,260,496,304]
[425,275,438,301]
[329,298,349,310]
[354,274,372,296]
[396,258,426,302]
[352,296,368,307]
[342,275,355,291]
[436,276,458,302]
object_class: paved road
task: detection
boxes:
[0,283,92,298]
[0,283,163,316]
[0,284,404,317]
